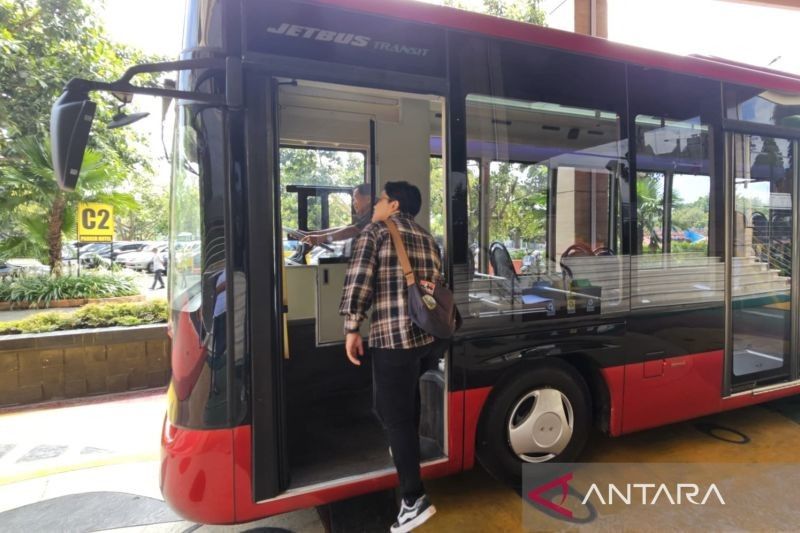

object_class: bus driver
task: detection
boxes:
[300,183,373,246]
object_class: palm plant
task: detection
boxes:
[637,173,664,253]
[0,136,137,275]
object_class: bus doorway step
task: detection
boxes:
[317,488,397,533]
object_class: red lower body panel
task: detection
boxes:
[600,366,625,436]
[620,350,724,434]
[161,392,464,524]
[462,386,492,469]
[605,350,800,436]
[233,390,464,522]
[160,416,236,524]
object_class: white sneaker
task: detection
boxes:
[390,494,436,533]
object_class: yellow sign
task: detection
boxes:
[77,203,114,242]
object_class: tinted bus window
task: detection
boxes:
[633,114,716,309]
[460,94,628,323]
[731,133,793,379]
[725,86,800,130]
[168,105,229,429]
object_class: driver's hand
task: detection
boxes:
[302,235,321,246]
[345,333,364,366]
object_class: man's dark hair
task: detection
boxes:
[354,183,371,197]
[384,181,422,216]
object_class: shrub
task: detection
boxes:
[72,300,168,329]
[0,300,168,335]
[671,240,708,253]
[0,273,139,307]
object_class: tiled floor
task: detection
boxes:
[3,392,800,532]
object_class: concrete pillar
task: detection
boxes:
[574,0,608,38]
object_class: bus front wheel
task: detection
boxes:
[477,362,591,487]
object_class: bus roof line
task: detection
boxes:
[308,0,800,93]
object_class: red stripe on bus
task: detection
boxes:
[311,0,800,93]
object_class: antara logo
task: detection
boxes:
[527,472,726,518]
[528,472,575,518]
[266,22,431,57]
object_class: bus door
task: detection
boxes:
[725,124,799,393]
[252,75,453,502]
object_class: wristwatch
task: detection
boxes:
[345,328,360,334]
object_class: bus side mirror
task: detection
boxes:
[50,89,96,191]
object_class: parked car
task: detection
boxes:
[116,244,168,272]
[76,241,150,262]
[0,258,51,277]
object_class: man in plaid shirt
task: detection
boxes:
[339,181,441,532]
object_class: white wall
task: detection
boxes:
[375,98,432,229]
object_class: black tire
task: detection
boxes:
[476,360,592,488]
[147,261,153,273]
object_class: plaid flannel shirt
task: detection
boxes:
[339,212,442,349]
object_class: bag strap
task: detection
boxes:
[384,218,416,287]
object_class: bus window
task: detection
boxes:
[633,115,717,309]
[429,156,444,244]
[467,159,481,263]
[462,94,627,322]
[280,147,366,232]
[168,104,231,429]
[672,174,710,255]
[725,86,800,130]
[731,133,793,382]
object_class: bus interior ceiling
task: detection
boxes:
[277,80,447,489]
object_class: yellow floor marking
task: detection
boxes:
[0,451,159,486]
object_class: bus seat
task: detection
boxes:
[489,241,518,282]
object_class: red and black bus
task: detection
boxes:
[51,0,800,524]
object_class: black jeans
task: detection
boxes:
[151,269,165,289]
[371,340,443,502]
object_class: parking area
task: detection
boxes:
[2,392,800,532]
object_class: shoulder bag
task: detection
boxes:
[384,218,461,339]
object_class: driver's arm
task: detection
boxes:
[303,224,360,245]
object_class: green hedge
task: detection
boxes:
[0,300,168,335]
[0,274,139,307]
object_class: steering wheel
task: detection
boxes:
[284,227,335,252]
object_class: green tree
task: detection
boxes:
[637,173,664,253]
[279,148,365,231]
[0,136,136,274]
[0,0,160,164]
[443,0,546,25]
[116,173,170,241]
[0,0,166,258]
[488,162,548,246]
[672,195,709,233]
